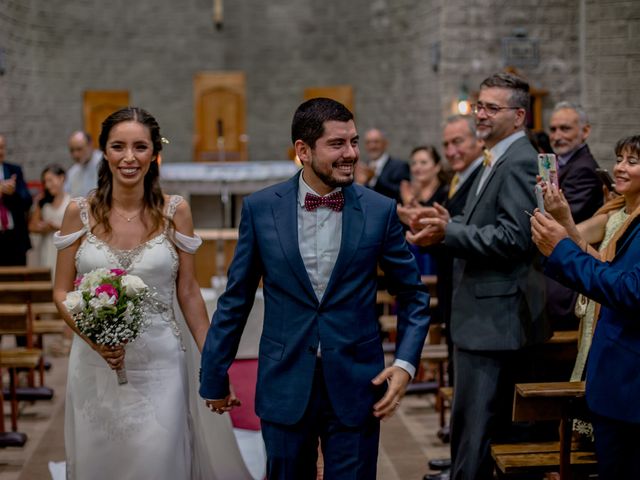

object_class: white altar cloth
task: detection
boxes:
[160,161,299,195]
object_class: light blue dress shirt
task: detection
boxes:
[297,173,415,377]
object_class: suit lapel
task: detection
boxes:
[322,185,365,303]
[461,163,491,223]
[272,174,318,303]
[463,138,524,223]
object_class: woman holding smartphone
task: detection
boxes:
[530,135,640,480]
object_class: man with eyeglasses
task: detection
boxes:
[407,72,549,480]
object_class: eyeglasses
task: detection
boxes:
[616,155,640,166]
[471,102,520,117]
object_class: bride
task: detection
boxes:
[52,107,249,479]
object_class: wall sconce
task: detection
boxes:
[455,80,471,115]
[213,0,224,30]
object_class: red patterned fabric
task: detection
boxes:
[304,191,344,212]
[228,359,261,431]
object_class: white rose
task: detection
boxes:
[89,292,116,312]
[63,291,86,314]
[121,275,147,297]
[80,267,111,290]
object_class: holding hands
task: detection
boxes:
[205,386,242,415]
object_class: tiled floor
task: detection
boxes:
[0,353,450,480]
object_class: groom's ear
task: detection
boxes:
[294,139,311,167]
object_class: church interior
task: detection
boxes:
[0,0,638,478]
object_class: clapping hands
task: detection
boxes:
[403,203,450,247]
[0,174,16,196]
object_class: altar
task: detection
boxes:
[160,161,299,227]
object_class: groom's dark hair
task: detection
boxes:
[291,98,354,148]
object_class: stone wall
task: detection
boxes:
[0,0,637,180]
[584,0,640,165]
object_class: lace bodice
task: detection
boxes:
[53,195,202,345]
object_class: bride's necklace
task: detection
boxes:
[112,206,143,223]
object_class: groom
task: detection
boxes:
[200,98,430,479]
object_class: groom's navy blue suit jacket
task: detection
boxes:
[200,172,430,427]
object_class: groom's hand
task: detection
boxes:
[371,366,410,420]
[204,385,242,414]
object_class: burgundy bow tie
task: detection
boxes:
[304,191,345,212]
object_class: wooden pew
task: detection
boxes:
[0,266,52,283]
[0,303,51,447]
[491,381,597,479]
[0,282,59,386]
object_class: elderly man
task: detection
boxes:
[408,73,549,480]
[546,102,603,330]
[422,115,485,480]
[0,135,32,266]
[357,128,410,201]
[65,131,102,197]
[549,101,603,223]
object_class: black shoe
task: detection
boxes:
[428,458,451,471]
[437,425,450,443]
[423,469,450,480]
[423,470,450,480]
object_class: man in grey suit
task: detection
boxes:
[407,73,548,480]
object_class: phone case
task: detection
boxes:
[535,184,545,213]
[538,153,559,187]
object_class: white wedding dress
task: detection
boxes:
[54,196,256,480]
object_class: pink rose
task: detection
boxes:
[110,268,127,276]
[73,275,84,287]
[95,284,119,301]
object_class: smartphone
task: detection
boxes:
[534,184,545,213]
[595,168,617,193]
[538,153,559,188]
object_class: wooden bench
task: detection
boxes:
[0,284,57,386]
[0,281,66,353]
[0,347,44,446]
[492,441,597,477]
[0,266,52,282]
[491,381,597,479]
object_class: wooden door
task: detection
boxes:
[83,91,130,145]
[194,72,247,162]
[286,85,355,160]
[303,85,354,113]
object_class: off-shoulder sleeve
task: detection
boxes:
[53,228,88,250]
[173,230,203,254]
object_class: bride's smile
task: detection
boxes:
[105,120,156,184]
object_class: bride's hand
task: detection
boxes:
[94,344,125,370]
[205,385,242,414]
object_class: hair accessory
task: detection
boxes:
[161,137,170,144]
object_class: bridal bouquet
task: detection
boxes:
[63,267,150,385]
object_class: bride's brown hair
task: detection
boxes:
[90,107,167,237]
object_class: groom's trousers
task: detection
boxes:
[260,361,380,480]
